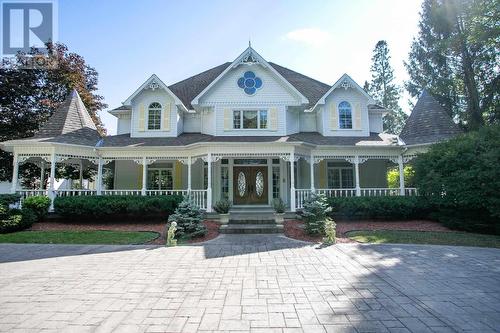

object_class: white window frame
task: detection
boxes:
[327,165,355,189]
[338,101,353,130]
[232,109,268,130]
[147,102,162,131]
[147,166,173,190]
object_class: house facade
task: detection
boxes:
[1,46,461,212]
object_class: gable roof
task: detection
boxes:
[123,74,186,110]
[28,89,101,146]
[190,47,309,107]
[400,90,462,145]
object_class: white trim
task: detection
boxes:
[191,46,309,106]
[122,74,187,111]
[307,74,376,112]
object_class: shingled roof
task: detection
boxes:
[31,89,101,145]
[163,62,332,110]
[400,90,462,145]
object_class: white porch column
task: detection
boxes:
[40,161,45,190]
[398,155,405,196]
[48,153,56,211]
[206,153,212,212]
[309,152,315,192]
[187,156,192,193]
[10,153,19,194]
[354,155,361,196]
[290,152,296,212]
[78,160,84,189]
[96,157,103,195]
[141,157,147,196]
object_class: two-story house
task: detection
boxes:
[1,46,461,212]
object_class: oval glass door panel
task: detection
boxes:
[237,172,246,197]
[255,171,264,197]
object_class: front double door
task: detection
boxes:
[233,166,268,205]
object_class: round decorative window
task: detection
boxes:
[255,171,264,197]
[237,71,263,95]
[237,172,246,197]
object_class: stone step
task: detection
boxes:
[220,224,284,234]
[228,219,275,225]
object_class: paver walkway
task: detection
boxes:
[0,235,499,333]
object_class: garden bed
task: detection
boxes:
[284,219,450,243]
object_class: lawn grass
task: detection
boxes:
[346,230,500,248]
[0,230,159,245]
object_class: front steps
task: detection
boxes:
[216,207,292,234]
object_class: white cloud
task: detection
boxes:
[285,28,331,47]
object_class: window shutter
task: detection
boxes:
[174,161,182,189]
[138,104,145,131]
[319,160,327,188]
[269,107,278,131]
[163,102,171,131]
[354,103,362,129]
[330,104,338,130]
[223,108,231,131]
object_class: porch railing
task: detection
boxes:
[294,187,418,210]
[102,190,142,196]
[56,189,97,197]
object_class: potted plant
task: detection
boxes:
[272,198,286,224]
[213,199,232,224]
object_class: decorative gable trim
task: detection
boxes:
[308,74,375,112]
[123,74,188,112]
[191,46,309,106]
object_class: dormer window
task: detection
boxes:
[148,102,162,130]
[338,101,352,129]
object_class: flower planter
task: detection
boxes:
[274,213,285,224]
[219,213,230,224]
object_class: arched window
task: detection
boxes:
[148,102,162,130]
[338,101,352,129]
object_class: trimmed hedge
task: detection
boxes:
[54,195,183,220]
[23,196,50,221]
[0,194,20,207]
[327,196,433,221]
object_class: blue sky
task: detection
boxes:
[57,0,423,134]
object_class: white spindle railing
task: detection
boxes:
[101,189,142,196]
[405,188,418,196]
[360,188,399,197]
[189,190,207,210]
[295,189,312,210]
[17,190,48,200]
[146,190,188,196]
[316,188,357,198]
[56,189,97,197]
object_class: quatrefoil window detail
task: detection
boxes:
[237,71,262,96]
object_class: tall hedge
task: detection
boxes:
[413,125,500,234]
[54,195,183,221]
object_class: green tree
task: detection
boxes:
[0,42,107,181]
[387,166,415,188]
[367,41,407,134]
[405,0,499,130]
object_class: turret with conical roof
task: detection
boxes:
[400,90,461,145]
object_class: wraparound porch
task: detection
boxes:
[11,147,418,212]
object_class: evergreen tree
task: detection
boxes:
[405,0,499,130]
[368,41,407,134]
[167,198,207,238]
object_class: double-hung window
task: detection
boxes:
[233,110,268,129]
[338,101,352,129]
[148,102,162,130]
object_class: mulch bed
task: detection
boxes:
[30,221,220,245]
[284,219,451,243]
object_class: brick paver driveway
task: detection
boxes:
[0,235,499,333]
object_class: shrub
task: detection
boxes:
[0,194,20,207]
[213,199,232,214]
[0,202,36,234]
[54,195,182,220]
[23,196,50,221]
[413,125,500,234]
[272,198,286,214]
[327,196,433,221]
[387,165,415,188]
[167,198,207,238]
[301,193,332,235]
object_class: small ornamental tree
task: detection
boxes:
[167,198,207,238]
[301,193,332,235]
